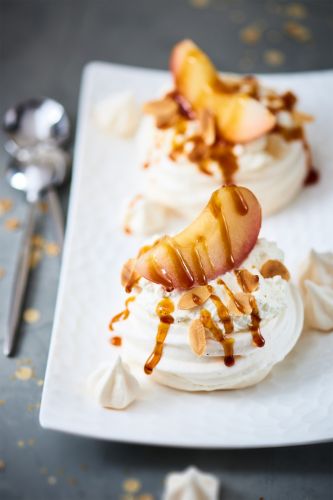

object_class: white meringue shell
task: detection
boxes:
[87,357,140,410]
[163,466,219,500]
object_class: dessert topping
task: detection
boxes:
[188,319,206,356]
[260,259,290,281]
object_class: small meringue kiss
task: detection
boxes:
[300,250,333,331]
[163,466,219,500]
[87,357,140,410]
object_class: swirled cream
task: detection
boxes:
[113,239,304,391]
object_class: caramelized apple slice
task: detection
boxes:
[135,186,261,290]
[170,39,276,143]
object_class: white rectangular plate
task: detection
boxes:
[40,62,333,448]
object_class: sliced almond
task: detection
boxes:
[121,259,141,292]
[227,292,252,316]
[178,285,212,310]
[235,269,259,293]
[143,97,179,128]
[188,319,206,356]
[198,109,216,146]
[292,110,314,126]
[260,259,290,281]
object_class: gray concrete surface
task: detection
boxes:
[0,1,333,499]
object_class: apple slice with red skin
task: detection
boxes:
[135,186,262,290]
[170,39,276,143]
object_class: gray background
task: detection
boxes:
[1,1,333,499]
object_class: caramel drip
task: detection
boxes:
[209,191,234,267]
[149,255,174,292]
[235,271,265,348]
[210,294,233,335]
[200,309,235,367]
[163,238,195,289]
[210,142,239,185]
[144,298,175,375]
[274,124,303,142]
[110,336,122,346]
[229,186,248,215]
[217,278,247,314]
[249,296,265,347]
[124,273,140,294]
[191,242,208,285]
[109,296,136,331]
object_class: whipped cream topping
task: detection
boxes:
[300,250,333,331]
[87,357,140,409]
[94,90,140,138]
[164,467,219,500]
[115,239,304,391]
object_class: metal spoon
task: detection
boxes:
[4,154,68,356]
[3,97,71,246]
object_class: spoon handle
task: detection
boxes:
[4,201,37,356]
[46,188,64,249]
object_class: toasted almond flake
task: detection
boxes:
[292,110,314,126]
[4,217,21,231]
[189,319,206,356]
[227,292,252,316]
[44,242,60,256]
[123,478,141,493]
[15,366,34,381]
[0,198,13,216]
[143,97,179,128]
[178,285,212,309]
[23,308,40,324]
[199,109,216,146]
[0,268,5,279]
[0,460,6,471]
[236,269,259,293]
[260,259,290,281]
[17,440,25,448]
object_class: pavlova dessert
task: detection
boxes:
[113,185,304,391]
[124,40,314,236]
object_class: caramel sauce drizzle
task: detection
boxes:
[110,336,122,347]
[200,308,235,367]
[235,270,265,347]
[109,296,136,331]
[217,278,247,314]
[144,298,175,375]
[210,190,234,267]
[163,238,195,289]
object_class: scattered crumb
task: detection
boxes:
[230,10,246,23]
[47,475,57,486]
[0,460,6,471]
[15,366,34,381]
[27,402,40,412]
[31,234,45,248]
[29,248,43,269]
[0,268,5,279]
[189,0,210,8]
[284,21,312,42]
[17,440,25,448]
[123,478,141,493]
[264,49,285,66]
[38,201,49,213]
[4,218,21,231]
[285,3,307,19]
[0,199,13,216]
[36,379,44,387]
[240,24,262,44]
[67,477,78,486]
[0,400,5,406]
[40,467,48,475]
[44,242,60,257]
[23,308,40,324]
[139,495,155,500]
[28,438,35,447]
